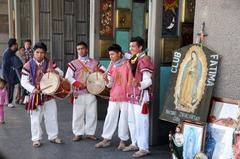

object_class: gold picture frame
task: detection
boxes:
[99,40,113,58]
[116,9,132,29]
[161,37,180,64]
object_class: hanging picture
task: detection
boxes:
[115,9,132,29]
[99,0,114,39]
[161,37,180,64]
[162,0,179,37]
[182,120,206,159]
[160,44,219,123]
[181,22,194,47]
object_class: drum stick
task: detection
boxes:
[103,61,112,83]
[104,60,112,75]
[40,85,53,91]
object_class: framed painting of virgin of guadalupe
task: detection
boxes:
[160,44,219,124]
[182,120,206,159]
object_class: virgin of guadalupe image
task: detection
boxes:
[204,129,216,158]
[174,45,208,113]
[183,127,199,159]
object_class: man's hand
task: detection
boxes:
[103,74,109,84]
[32,88,40,94]
[133,79,141,87]
[73,81,86,89]
[47,68,59,75]
[73,81,81,88]
[80,82,86,89]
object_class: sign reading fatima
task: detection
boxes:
[160,44,219,123]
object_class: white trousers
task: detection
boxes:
[102,101,129,141]
[72,93,97,136]
[128,102,149,151]
[30,99,59,141]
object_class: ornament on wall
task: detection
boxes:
[100,0,114,39]
[162,0,179,37]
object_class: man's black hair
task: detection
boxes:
[130,36,144,48]
[24,39,32,44]
[108,44,122,53]
[77,41,88,49]
[33,42,47,52]
[8,38,17,48]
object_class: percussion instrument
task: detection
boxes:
[86,72,110,99]
[40,72,71,99]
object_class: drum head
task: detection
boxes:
[87,72,105,95]
[40,72,60,95]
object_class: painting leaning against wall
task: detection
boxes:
[160,44,219,123]
[182,120,206,159]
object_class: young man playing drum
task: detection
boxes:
[65,41,105,142]
[123,36,154,158]
[95,44,130,150]
[21,42,64,147]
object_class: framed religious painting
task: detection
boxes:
[162,0,179,37]
[115,9,132,29]
[99,40,113,58]
[204,123,235,159]
[99,0,114,39]
[182,0,195,23]
[182,120,206,159]
[208,97,239,128]
[160,44,219,124]
[181,22,194,47]
[161,37,180,64]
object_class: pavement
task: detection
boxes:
[0,98,171,159]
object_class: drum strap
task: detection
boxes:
[77,60,92,81]
[29,58,49,85]
[77,60,91,73]
[26,58,54,110]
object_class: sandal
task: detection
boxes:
[95,139,111,148]
[117,140,126,150]
[132,150,150,158]
[122,144,138,152]
[50,138,63,144]
[72,135,82,142]
[85,135,98,141]
[32,140,41,148]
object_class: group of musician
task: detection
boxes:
[20,36,154,158]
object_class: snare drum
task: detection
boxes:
[40,72,71,99]
[86,72,110,99]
